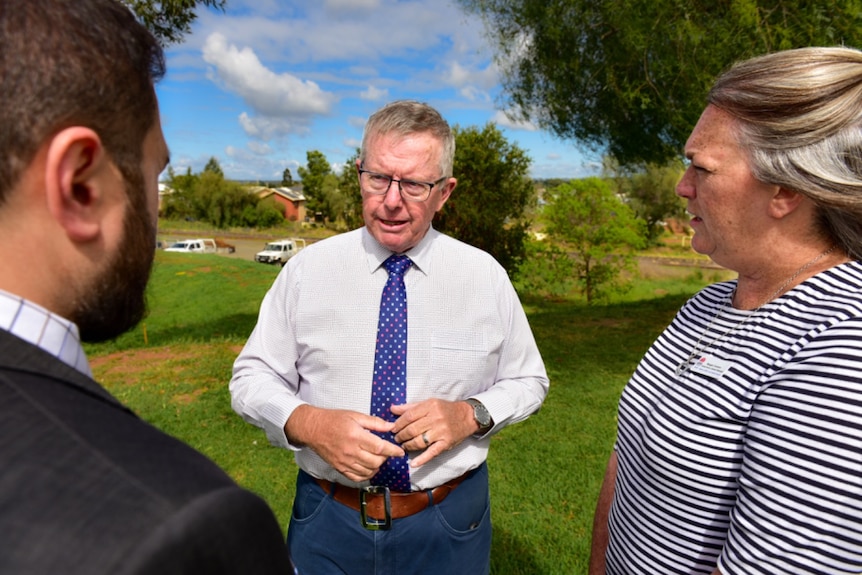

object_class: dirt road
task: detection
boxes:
[158,234,317,264]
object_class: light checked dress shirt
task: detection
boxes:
[0,289,91,377]
[230,226,549,490]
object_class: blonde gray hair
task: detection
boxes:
[708,46,862,259]
[360,100,455,178]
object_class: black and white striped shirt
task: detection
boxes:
[607,261,862,575]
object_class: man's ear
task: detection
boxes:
[769,186,807,220]
[43,127,115,242]
[434,177,456,212]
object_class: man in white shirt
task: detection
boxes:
[231,99,549,574]
[0,1,291,572]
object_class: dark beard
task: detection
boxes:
[73,187,155,343]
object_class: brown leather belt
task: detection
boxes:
[314,471,469,526]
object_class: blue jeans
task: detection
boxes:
[288,463,492,575]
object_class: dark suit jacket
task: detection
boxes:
[0,329,292,574]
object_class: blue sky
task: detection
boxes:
[156,0,602,182]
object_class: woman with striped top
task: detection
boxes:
[590,46,862,575]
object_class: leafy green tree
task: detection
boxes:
[160,166,198,220]
[337,150,363,230]
[252,197,286,228]
[122,0,226,46]
[203,156,224,178]
[545,177,645,303]
[281,167,294,187]
[457,0,862,166]
[605,158,686,244]
[297,150,332,220]
[513,239,577,300]
[162,163,282,228]
[319,173,344,223]
[436,123,535,277]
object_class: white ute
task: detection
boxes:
[164,238,217,253]
[255,238,306,266]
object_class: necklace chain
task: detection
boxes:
[675,245,836,376]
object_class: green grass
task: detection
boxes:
[86,251,717,574]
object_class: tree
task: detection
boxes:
[162,163,282,229]
[122,0,226,46]
[297,150,332,220]
[545,177,645,303]
[513,239,577,301]
[281,167,294,187]
[337,150,364,230]
[435,123,535,277]
[457,0,862,166]
[203,156,224,178]
[605,158,686,244]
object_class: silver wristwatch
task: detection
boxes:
[466,398,492,431]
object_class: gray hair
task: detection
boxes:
[708,46,862,259]
[359,100,456,178]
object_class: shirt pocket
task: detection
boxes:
[430,329,491,397]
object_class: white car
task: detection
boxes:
[164,238,217,253]
[255,239,306,266]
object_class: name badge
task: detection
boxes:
[689,355,732,378]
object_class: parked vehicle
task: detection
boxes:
[164,238,218,254]
[255,238,306,266]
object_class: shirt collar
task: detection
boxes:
[0,289,92,377]
[362,225,438,276]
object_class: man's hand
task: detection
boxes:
[390,399,477,468]
[285,405,405,482]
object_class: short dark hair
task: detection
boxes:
[0,0,165,206]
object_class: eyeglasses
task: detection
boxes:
[357,165,448,202]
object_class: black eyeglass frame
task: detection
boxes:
[357,164,448,202]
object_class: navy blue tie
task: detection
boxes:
[369,255,412,492]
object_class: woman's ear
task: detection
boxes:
[43,126,117,242]
[768,186,807,220]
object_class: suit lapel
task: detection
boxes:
[0,329,131,413]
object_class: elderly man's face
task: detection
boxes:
[359,131,455,254]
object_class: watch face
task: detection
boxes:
[474,402,491,427]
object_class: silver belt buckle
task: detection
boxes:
[360,485,392,530]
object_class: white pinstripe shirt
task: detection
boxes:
[607,261,862,575]
[0,289,91,377]
[230,227,549,490]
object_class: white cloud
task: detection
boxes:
[348,116,367,129]
[239,113,309,141]
[459,86,490,103]
[224,145,297,180]
[492,110,538,132]
[447,61,472,86]
[360,85,388,101]
[248,141,273,156]
[445,60,498,89]
[324,0,381,10]
[202,33,336,140]
[202,33,335,116]
[344,137,362,149]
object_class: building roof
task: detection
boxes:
[253,186,306,202]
